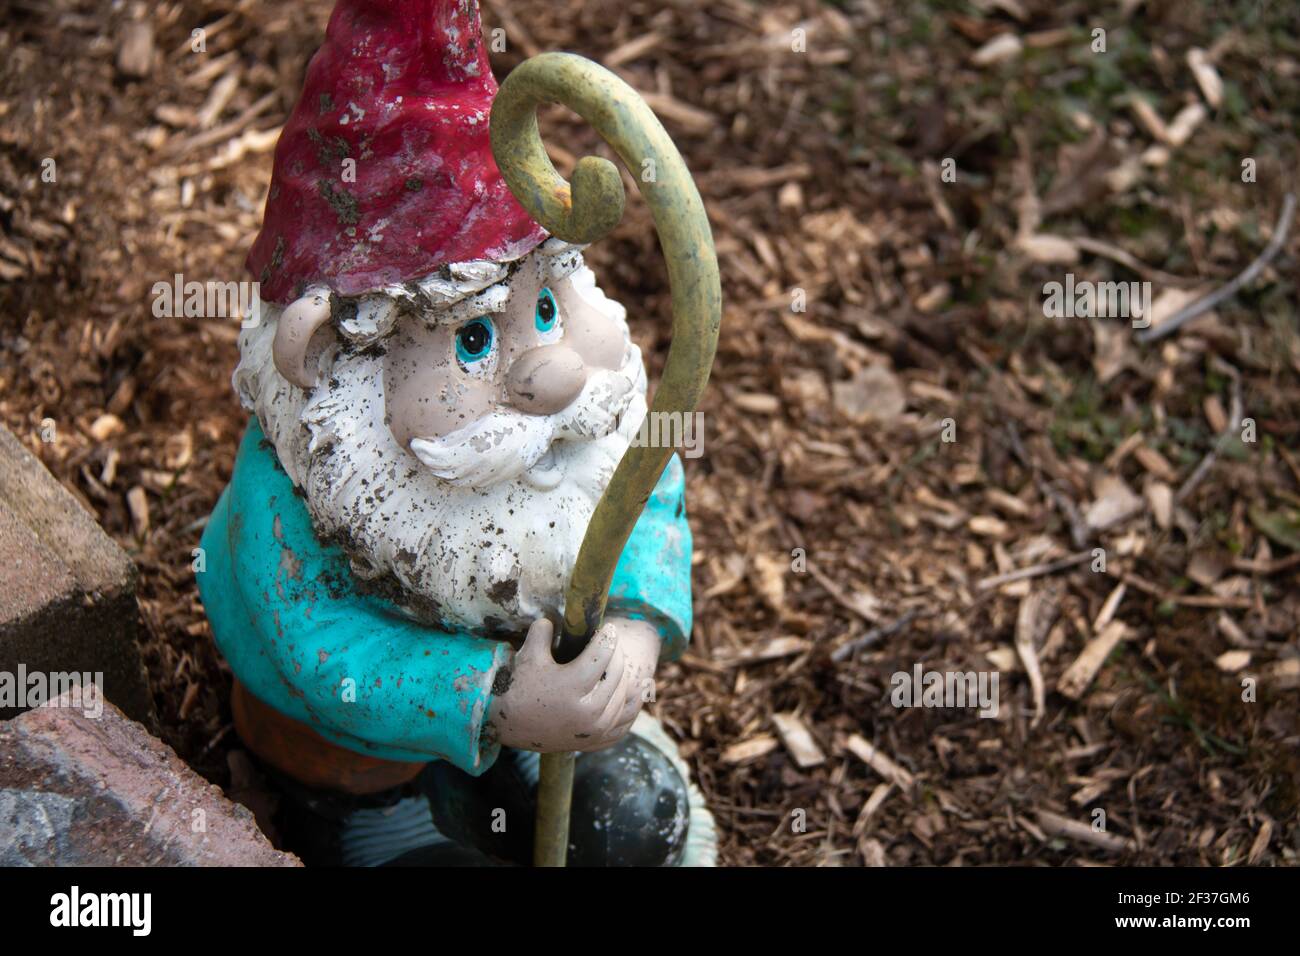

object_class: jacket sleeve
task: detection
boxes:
[606,453,694,662]
[197,423,509,774]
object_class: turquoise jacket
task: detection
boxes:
[197,420,692,776]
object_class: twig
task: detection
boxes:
[1176,371,1242,502]
[1232,552,1300,575]
[852,783,894,837]
[1277,444,1300,489]
[807,562,883,625]
[1121,573,1252,609]
[845,734,915,789]
[1015,588,1058,728]
[1035,809,1135,853]
[976,550,1093,591]
[1138,193,1295,343]
[1071,236,1195,287]
[164,90,280,159]
[1036,477,1089,550]
[1161,593,1253,609]
[1058,621,1130,701]
[831,609,918,662]
[1092,582,1127,632]
[196,722,234,760]
[1176,451,1219,502]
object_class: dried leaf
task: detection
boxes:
[1085,475,1143,532]
[1187,48,1223,108]
[1016,233,1079,264]
[1249,506,1300,552]
[971,33,1022,66]
[832,365,906,423]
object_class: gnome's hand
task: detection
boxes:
[488,616,660,753]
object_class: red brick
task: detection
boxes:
[0,691,299,866]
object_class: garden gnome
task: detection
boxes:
[197,0,713,865]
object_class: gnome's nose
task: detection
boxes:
[506,345,587,415]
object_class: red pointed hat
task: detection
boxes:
[246,0,547,304]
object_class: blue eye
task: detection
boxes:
[455,317,494,364]
[535,287,559,333]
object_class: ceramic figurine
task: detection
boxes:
[197,0,717,866]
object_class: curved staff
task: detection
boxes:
[490,52,721,867]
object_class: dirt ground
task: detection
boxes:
[1,0,1297,866]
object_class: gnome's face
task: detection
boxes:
[384,251,635,492]
[236,247,648,635]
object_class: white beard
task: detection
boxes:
[234,272,647,636]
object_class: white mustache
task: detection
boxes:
[411,410,551,486]
[409,362,639,488]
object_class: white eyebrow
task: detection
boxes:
[423,282,511,327]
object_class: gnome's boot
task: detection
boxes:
[423,712,717,866]
[567,732,691,866]
[264,761,497,867]
[262,711,717,866]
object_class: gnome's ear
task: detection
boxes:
[273,291,335,389]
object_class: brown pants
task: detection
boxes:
[231,680,425,795]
